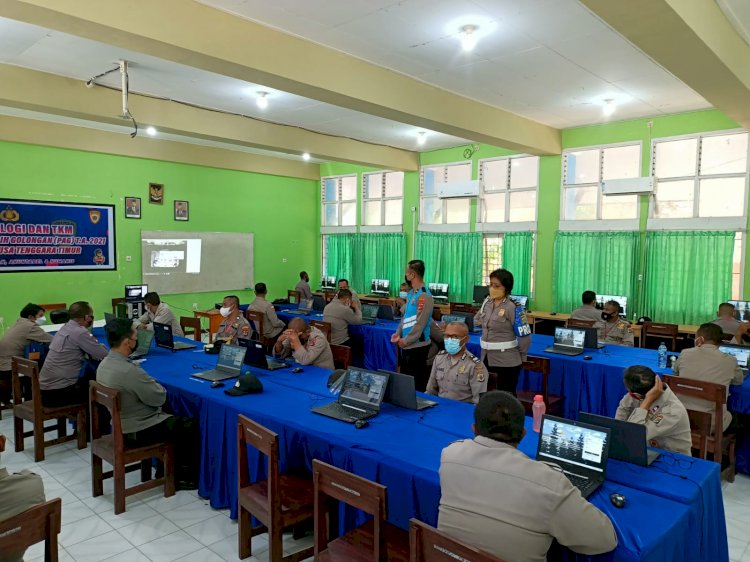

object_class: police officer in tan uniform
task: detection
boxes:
[216,295,251,345]
[616,365,692,456]
[295,271,313,301]
[337,279,361,309]
[248,283,286,340]
[596,300,634,346]
[474,269,531,395]
[712,302,741,336]
[570,290,603,323]
[323,289,362,346]
[274,317,335,370]
[426,322,486,404]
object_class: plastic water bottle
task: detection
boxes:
[658,342,668,369]
[532,394,546,433]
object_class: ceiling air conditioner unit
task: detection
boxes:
[437,180,479,198]
[601,177,654,195]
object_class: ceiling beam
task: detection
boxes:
[0,0,561,155]
[581,0,750,130]
[0,64,417,171]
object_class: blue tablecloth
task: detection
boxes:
[123,334,727,562]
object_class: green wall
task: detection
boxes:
[0,141,319,328]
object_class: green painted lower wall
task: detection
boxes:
[0,141,319,328]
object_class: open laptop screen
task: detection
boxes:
[340,369,389,408]
[553,327,585,350]
[719,344,750,369]
[538,416,608,473]
[361,304,379,319]
[134,329,153,353]
[218,344,246,371]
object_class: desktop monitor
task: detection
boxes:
[429,283,449,301]
[729,300,750,322]
[125,284,148,301]
[595,294,628,318]
[510,295,528,309]
[370,279,390,295]
[473,285,489,303]
[321,276,337,291]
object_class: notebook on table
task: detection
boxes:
[193,344,246,382]
[544,327,585,356]
[578,412,660,466]
[380,369,437,411]
[153,321,197,351]
[311,368,390,423]
[238,338,289,371]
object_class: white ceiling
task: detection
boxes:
[717,0,750,46]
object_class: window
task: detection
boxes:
[651,132,749,221]
[322,175,357,227]
[478,156,539,226]
[362,171,404,227]
[420,162,472,226]
[482,234,502,281]
[562,143,640,224]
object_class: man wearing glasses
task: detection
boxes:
[39,301,108,408]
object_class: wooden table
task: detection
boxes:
[193,309,222,343]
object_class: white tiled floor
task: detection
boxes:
[0,415,313,562]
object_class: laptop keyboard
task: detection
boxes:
[563,471,597,496]
[317,401,372,421]
[416,397,437,408]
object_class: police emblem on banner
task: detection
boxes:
[93,249,105,265]
[0,206,19,222]
[89,209,101,224]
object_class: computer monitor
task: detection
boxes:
[429,283,449,301]
[321,276,336,291]
[595,294,627,318]
[728,300,750,322]
[125,284,148,302]
[510,295,528,309]
[473,285,489,303]
[370,279,390,296]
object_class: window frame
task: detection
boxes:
[559,140,642,232]
[476,154,539,233]
[360,170,404,233]
[320,174,358,234]
[418,160,473,233]
[480,232,537,298]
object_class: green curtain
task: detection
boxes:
[415,232,482,303]
[643,231,734,324]
[325,234,355,283]
[553,231,642,318]
[325,233,405,295]
[502,232,533,297]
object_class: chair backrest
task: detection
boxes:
[721,333,735,344]
[0,498,62,562]
[521,355,551,408]
[451,303,477,314]
[313,459,387,561]
[288,290,301,304]
[323,291,336,303]
[310,320,332,343]
[111,298,125,314]
[89,381,124,452]
[686,409,712,459]
[180,316,202,342]
[330,344,352,369]
[378,298,396,307]
[237,415,280,509]
[566,318,595,328]
[409,519,506,562]
[39,303,66,313]
[245,310,265,340]
[11,357,41,413]
[643,322,679,350]
[49,310,70,324]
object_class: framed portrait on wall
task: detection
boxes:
[125,197,141,219]
[148,182,164,205]
[174,200,189,221]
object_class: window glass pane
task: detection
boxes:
[482,235,503,282]
[364,201,382,225]
[698,177,746,217]
[509,191,537,222]
[446,198,469,223]
[732,233,743,300]
[341,176,357,201]
[324,179,338,202]
[482,159,508,192]
[341,202,356,225]
[565,149,599,184]
[384,172,404,197]
[384,199,403,225]
[653,179,694,218]
[421,197,442,224]
[654,138,697,178]
[564,186,597,220]
[601,194,638,220]
[446,162,472,183]
[365,174,382,199]
[482,193,506,223]
[700,133,748,175]
[423,168,437,195]
[324,204,338,226]
[602,145,640,180]
[510,156,539,189]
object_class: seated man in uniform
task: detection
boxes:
[439,391,617,561]
[295,271,313,301]
[216,295,250,345]
[395,281,410,315]
[39,301,108,408]
[136,292,183,336]
[323,288,362,346]
[336,278,361,308]
[711,302,741,338]
[274,317,335,370]
[596,300,633,346]
[426,322,486,404]
[673,323,743,433]
[570,290,602,323]
[615,365,692,456]
[248,283,286,341]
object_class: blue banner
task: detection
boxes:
[0,199,116,272]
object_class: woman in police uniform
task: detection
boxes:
[474,269,531,395]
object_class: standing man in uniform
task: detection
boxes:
[295,271,313,301]
[616,365,692,456]
[474,269,531,395]
[274,317,335,370]
[570,290,603,323]
[391,260,433,390]
[248,283,286,341]
[216,295,250,345]
[323,289,362,347]
[426,322,486,404]
[337,279,361,308]
[712,303,741,337]
[136,292,183,336]
[596,300,634,346]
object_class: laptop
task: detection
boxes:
[360,304,379,325]
[285,299,314,315]
[153,321,197,351]
[238,338,289,371]
[129,329,154,360]
[544,327,585,356]
[719,344,750,377]
[581,327,604,349]
[311,368,390,423]
[578,412,660,466]
[442,312,477,332]
[193,344,246,382]
[104,312,115,325]
[380,369,437,410]
[536,415,611,498]
[312,296,326,311]
[377,304,395,321]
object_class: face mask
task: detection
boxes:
[399,291,408,299]
[219,306,232,318]
[601,312,613,321]
[444,337,462,355]
[489,286,504,300]
[35,317,46,326]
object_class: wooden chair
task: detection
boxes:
[331,344,352,369]
[378,298,396,308]
[662,374,736,481]
[721,333,735,344]
[49,310,70,324]
[245,310,271,349]
[0,498,62,562]
[180,316,202,342]
[38,303,66,314]
[288,290,301,304]
[566,318,596,328]
[516,356,563,416]
[310,320,332,343]
[409,518,506,562]
[12,357,87,462]
[451,302,477,314]
[323,291,336,304]
[642,321,679,351]
[313,459,409,562]
[238,415,314,562]
[111,298,125,314]
[90,381,175,514]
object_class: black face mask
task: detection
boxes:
[601,312,613,321]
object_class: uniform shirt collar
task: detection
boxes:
[473,435,518,450]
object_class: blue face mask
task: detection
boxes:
[444,337,462,355]
[399,291,408,299]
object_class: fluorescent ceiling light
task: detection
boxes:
[146,126,157,136]
[302,152,311,161]
[256,91,269,109]
[602,99,616,117]
[417,131,427,146]
[460,25,479,52]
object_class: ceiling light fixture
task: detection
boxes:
[602,99,616,117]
[417,131,427,146]
[256,91,269,109]
[146,126,157,136]
[460,25,479,52]
[302,152,311,161]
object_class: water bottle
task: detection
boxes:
[532,394,546,433]
[658,342,667,369]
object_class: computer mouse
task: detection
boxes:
[211,381,224,389]
[292,367,304,374]
[610,493,626,508]
[550,311,557,315]
[583,355,592,360]
[354,419,369,429]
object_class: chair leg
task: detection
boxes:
[141,459,152,482]
[114,462,126,515]
[163,449,175,498]
[76,411,87,450]
[56,417,67,439]
[92,454,104,497]
[33,418,45,462]
[269,523,284,562]
[239,506,252,560]
[14,415,24,452]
